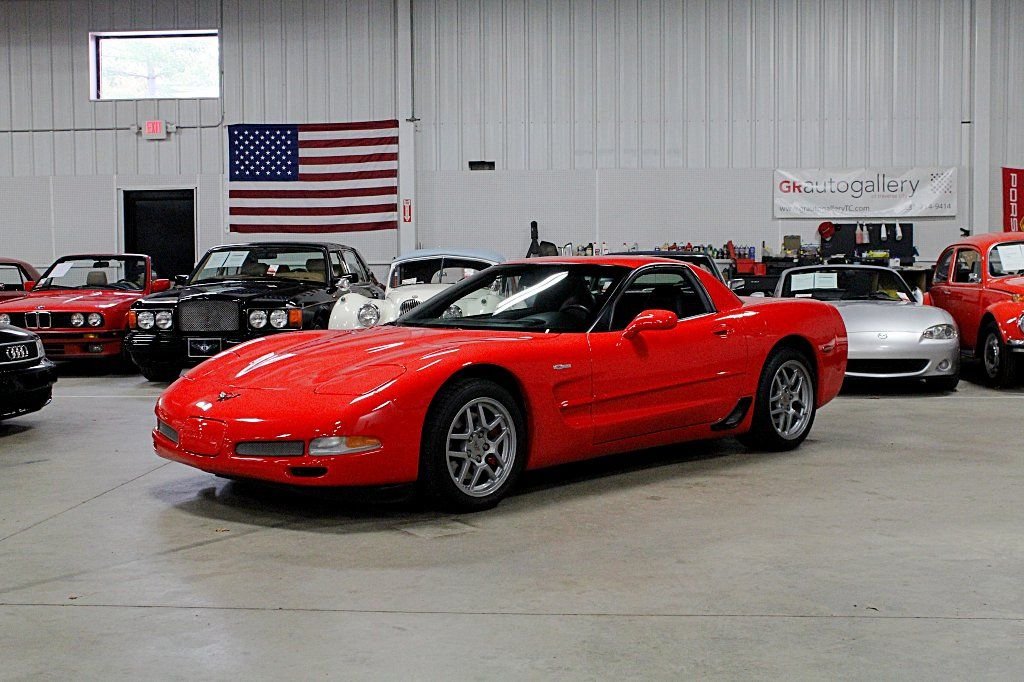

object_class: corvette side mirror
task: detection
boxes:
[24,280,34,291]
[622,309,678,340]
[152,278,171,293]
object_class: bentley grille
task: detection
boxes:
[178,301,240,332]
[399,298,420,315]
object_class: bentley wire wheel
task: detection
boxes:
[421,378,526,512]
[980,324,1017,388]
[740,348,817,451]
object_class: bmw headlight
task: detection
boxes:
[0,313,9,325]
[357,303,380,328]
[249,310,268,328]
[70,313,85,327]
[155,310,173,330]
[922,324,957,340]
[269,309,288,329]
[442,304,463,319]
[87,313,103,327]
[137,311,155,330]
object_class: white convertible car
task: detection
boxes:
[328,248,505,329]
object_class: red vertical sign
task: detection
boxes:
[1004,167,1024,232]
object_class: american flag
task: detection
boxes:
[227,119,398,233]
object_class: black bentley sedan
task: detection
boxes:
[125,242,383,381]
[0,325,58,420]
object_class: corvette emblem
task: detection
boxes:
[217,391,240,402]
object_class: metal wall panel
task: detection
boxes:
[413,0,969,172]
[990,0,1024,223]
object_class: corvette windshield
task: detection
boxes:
[780,267,914,302]
[989,242,1024,277]
[36,256,147,291]
[390,257,493,288]
[190,247,329,284]
[398,263,628,332]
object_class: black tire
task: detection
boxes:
[739,347,817,452]
[924,375,960,392]
[138,362,181,383]
[420,378,526,512]
[979,324,1017,388]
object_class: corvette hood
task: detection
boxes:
[200,325,554,395]
[0,290,139,312]
[829,301,952,333]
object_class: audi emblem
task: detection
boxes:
[5,344,29,360]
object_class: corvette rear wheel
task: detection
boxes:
[421,378,525,512]
[980,325,1017,388]
[740,348,817,451]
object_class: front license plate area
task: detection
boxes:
[187,338,222,358]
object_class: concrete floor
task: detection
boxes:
[1,365,1023,680]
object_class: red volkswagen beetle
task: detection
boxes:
[930,233,1024,386]
[0,254,170,360]
[154,256,848,511]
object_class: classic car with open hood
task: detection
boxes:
[125,242,382,381]
[0,254,168,361]
[153,255,848,511]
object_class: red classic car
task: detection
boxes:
[929,233,1024,386]
[0,254,170,360]
[0,259,41,302]
[154,256,848,511]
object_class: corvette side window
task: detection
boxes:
[933,249,954,283]
[952,249,981,284]
[608,268,713,331]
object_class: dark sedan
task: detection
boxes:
[125,242,383,381]
[0,325,58,421]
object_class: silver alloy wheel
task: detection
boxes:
[445,397,517,498]
[984,332,1001,377]
[768,359,813,440]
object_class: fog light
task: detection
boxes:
[309,435,381,455]
[938,359,950,371]
[87,344,104,353]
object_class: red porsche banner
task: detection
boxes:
[1004,167,1024,232]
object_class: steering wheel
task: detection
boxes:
[560,304,592,319]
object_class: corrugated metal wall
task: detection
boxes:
[989,0,1024,223]
[413,0,967,172]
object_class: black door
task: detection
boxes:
[123,190,196,278]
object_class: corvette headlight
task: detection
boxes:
[87,313,103,327]
[357,303,380,328]
[0,313,9,325]
[922,324,957,340]
[269,309,288,328]
[249,310,268,328]
[309,435,382,455]
[70,313,85,327]
[443,304,463,319]
[155,311,173,330]
[137,311,155,330]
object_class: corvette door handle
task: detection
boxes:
[712,325,734,338]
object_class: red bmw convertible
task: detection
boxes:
[154,256,848,510]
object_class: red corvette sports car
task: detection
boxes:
[154,256,848,510]
[0,254,170,360]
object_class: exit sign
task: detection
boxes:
[143,120,167,140]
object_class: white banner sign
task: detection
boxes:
[774,167,957,218]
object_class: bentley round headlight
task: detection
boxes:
[357,303,380,328]
[269,309,288,328]
[249,310,268,328]
[137,311,155,330]
[0,313,9,325]
[87,313,103,327]
[922,324,957,340]
[155,311,173,330]
[442,304,463,319]
[70,313,85,327]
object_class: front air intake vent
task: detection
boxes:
[235,441,305,457]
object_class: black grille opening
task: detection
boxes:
[179,301,240,332]
[289,466,327,478]
[399,299,420,315]
[235,441,305,457]
[846,359,929,375]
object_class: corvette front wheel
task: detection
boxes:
[740,348,817,451]
[421,378,526,512]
